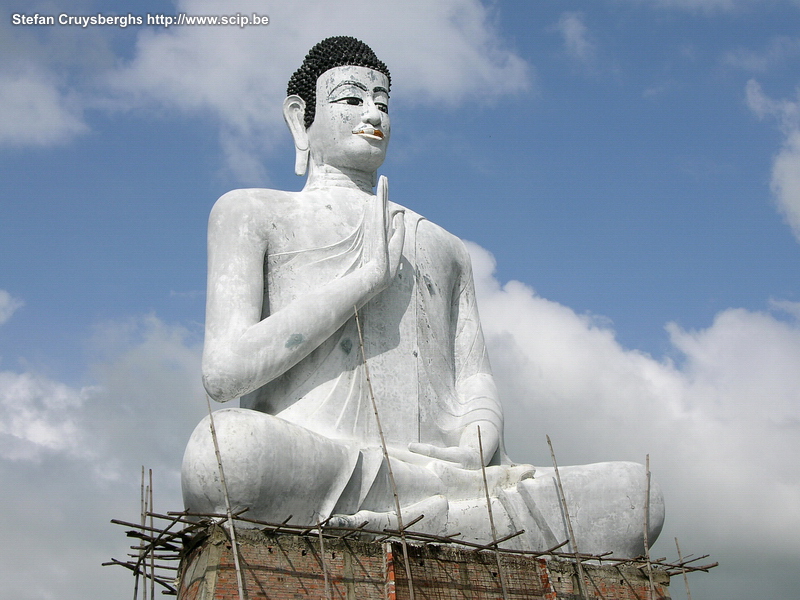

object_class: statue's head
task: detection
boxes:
[284,37,391,179]
[287,36,391,129]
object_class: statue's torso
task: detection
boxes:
[238,188,467,449]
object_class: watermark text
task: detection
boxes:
[10,12,269,29]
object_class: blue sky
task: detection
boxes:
[2,1,799,598]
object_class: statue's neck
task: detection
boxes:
[304,164,375,195]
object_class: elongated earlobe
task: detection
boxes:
[295,147,309,176]
[283,94,310,177]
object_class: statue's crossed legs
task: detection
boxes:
[182,408,664,557]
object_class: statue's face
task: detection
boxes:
[307,65,390,173]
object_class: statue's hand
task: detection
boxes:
[363,175,405,292]
[408,442,482,470]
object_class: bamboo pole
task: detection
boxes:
[354,306,415,600]
[675,537,693,600]
[317,522,332,600]
[478,426,509,600]
[205,394,246,600]
[546,435,588,600]
[133,466,144,600]
[149,469,155,600]
[643,455,655,600]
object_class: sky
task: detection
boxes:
[1,0,799,598]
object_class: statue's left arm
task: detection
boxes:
[409,240,503,469]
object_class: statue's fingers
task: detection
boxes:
[409,443,462,464]
[408,442,435,457]
[378,175,388,203]
[377,175,388,235]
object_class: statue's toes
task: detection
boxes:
[327,514,356,529]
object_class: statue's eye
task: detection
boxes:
[376,103,388,114]
[336,97,362,106]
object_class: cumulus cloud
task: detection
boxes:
[3,0,530,175]
[467,242,800,561]
[102,0,530,182]
[746,80,800,242]
[0,67,87,146]
[0,371,93,462]
[0,290,24,326]
[0,316,205,600]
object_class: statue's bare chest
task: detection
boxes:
[265,195,366,256]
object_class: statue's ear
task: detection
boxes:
[283,95,309,176]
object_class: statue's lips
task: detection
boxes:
[352,127,384,140]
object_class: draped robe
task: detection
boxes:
[236,205,504,518]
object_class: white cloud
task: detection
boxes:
[467,242,800,562]
[0,67,87,146]
[556,12,596,64]
[102,0,530,182]
[746,80,800,128]
[0,315,205,469]
[0,290,24,326]
[0,316,205,599]
[746,80,800,242]
[3,0,530,176]
[0,371,91,461]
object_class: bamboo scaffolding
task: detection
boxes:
[105,558,178,595]
[109,501,716,600]
[124,506,713,571]
[111,450,717,600]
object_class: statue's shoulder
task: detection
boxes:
[212,188,297,215]
[209,188,303,231]
[413,212,472,265]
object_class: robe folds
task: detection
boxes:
[237,205,504,518]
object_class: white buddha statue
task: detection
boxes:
[181,36,664,558]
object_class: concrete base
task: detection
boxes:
[177,527,671,600]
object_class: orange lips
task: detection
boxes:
[352,127,384,139]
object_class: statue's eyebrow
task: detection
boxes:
[328,81,390,98]
[328,80,368,97]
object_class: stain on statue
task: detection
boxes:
[182,36,664,557]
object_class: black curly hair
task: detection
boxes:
[287,36,391,129]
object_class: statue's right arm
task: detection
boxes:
[202,184,404,402]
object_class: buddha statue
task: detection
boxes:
[181,36,664,557]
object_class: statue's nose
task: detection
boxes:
[361,99,382,126]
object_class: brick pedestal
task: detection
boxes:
[178,527,670,600]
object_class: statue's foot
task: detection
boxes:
[328,494,448,538]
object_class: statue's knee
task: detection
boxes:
[181,408,273,512]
